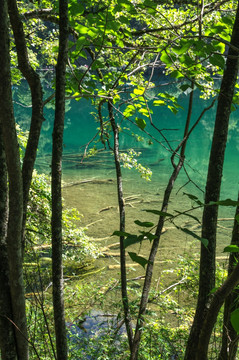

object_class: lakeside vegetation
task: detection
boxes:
[1,1,239,359]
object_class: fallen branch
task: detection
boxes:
[99,205,115,213]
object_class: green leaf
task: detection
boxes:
[180,84,192,92]
[153,100,165,106]
[112,230,131,237]
[133,88,144,95]
[135,118,146,130]
[183,192,203,206]
[160,51,172,66]
[76,24,89,34]
[211,40,225,54]
[178,227,208,248]
[168,105,178,114]
[209,199,239,207]
[172,40,192,55]
[221,16,234,26]
[140,232,157,241]
[207,24,227,35]
[134,220,154,227]
[223,245,239,253]
[128,252,150,269]
[69,2,84,16]
[124,235,143,248]
[236,214,239,224]
[231,308,239,334]
[170,70,184,79]
[209,54,225,69]
[174,210,201,224]
[52,45,59,53]
[157,92,174,100]
[143,209,173,217]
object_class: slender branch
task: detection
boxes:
[108,100,134,350]
[196,260,239,360]
[130,73,196,360]
[132,0,233,36]
[2,315,41,360]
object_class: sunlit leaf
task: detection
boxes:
[160,51,173,66]
[134,88,144,95]
[168,105,178,114]
[223,245,239,253]
[153,100,165,106]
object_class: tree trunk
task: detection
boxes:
[196,260,239,359]
[51,0,68,358]
[185,2,239,358]
[0,0,28,358]
[7,0,44,251]
[218,195,239,360]
[108,100,134,350]
[0,127,17,360]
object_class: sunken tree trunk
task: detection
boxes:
[0,0,28,358]
[184,2,239,358]
[51,0,68,358]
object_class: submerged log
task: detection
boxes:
[108,264,140,270]
[63,178,114,188]
[99,205,115,213]
[108,260,167,270]
[107,242,120,249]
[93,236,110,242]
[101,252,121,257]
[124,195,141,201]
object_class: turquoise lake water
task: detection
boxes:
[15,82,239,197]
[15,81,239,258]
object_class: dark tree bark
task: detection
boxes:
[0,0,28,358]
[0,128,17,360]
[196,258,239,359]
[108,101,134,350]
[218,195,239,360]
[185,2,239,358]
[51,0,68,358]
[7,0,44,251]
